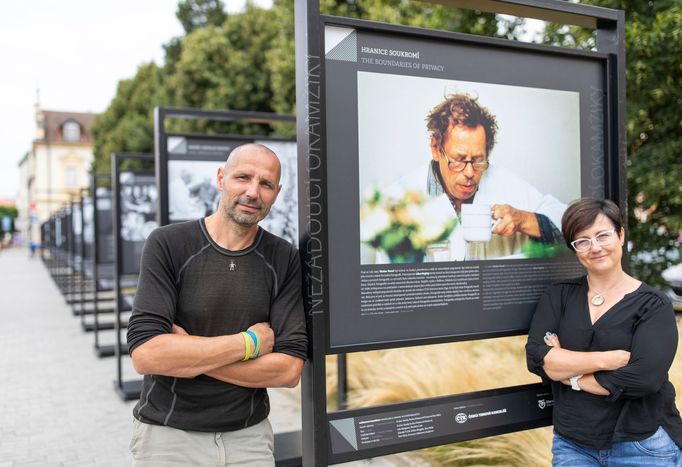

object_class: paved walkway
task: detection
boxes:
[0,247,421,466]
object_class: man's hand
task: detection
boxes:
[171,322,275,357]
[247,322,274,356]
[172,324,189,335]
[491,204,540,238]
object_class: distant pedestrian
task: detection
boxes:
[127,144,308,466]
[29,241,37,258]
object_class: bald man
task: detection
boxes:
[127,144,307,466]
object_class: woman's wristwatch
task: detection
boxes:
[569,374,583,391]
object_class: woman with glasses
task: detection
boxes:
[526,197,682,465]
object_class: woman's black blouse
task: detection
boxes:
[526,276,682,450]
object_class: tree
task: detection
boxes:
[91,62,166,174]
[163,0,229,77]
[176,0,227,33]
[543,1,682,286]
[266,0,524,122]
[164,5,288,136]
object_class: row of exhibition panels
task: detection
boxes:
[35,0,631,461]
[39,108,303,466]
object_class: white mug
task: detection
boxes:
[461,204,498,242]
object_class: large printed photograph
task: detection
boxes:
[119,172,158,276]
[358,72,581,264]
[166,140,299,245]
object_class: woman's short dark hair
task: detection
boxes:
[561,197,624,249]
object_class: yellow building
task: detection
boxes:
[16,103,97,245]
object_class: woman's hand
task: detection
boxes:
[544,332,561,348]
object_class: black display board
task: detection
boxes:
[112,153,157,400]
[296,0,626,464]
[95,186,114,269]
[69,196,84,315]
[82,192,94,273]
[71,197,83,272]
[40,220,49,262]
[323,20,614,351]
[91,175,117,354]
[154,108,298,247]
[119,172,157,275]
[57,206,73,297]
[78,189,93,324]
[65,206,73,269]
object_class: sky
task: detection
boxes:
[0,0,268,200]
[0,1,538,202]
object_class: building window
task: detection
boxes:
[63,121,81,142]
[66,166,77,187]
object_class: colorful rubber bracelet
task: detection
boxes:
[246,330,261,358]
[241,332,252,361]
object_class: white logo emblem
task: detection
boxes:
[455,413,468,424]
[229,260,236,271]
[538,399,547,409]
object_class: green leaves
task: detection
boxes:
[544,1,682,286]
[91,62,164,174]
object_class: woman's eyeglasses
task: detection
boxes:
[570,228,619,253]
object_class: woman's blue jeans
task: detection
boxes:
[553,427,682,466]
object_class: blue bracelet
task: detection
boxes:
[245,330,260,357]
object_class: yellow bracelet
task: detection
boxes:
[241,332,252,361]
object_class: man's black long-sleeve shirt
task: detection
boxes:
[127,219,307,432]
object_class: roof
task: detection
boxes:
[37,110,97,144]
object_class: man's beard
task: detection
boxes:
[223,196,264,227]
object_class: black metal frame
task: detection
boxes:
[76,185,99,331]
[154,107,296,227]
[68,194,85,317]
[296,0,626,464]
[91,174,119,356]
[112,153,154,401]
[58,204,74,300]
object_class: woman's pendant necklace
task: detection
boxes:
[591,292,605,306]
[586,275,606,306]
